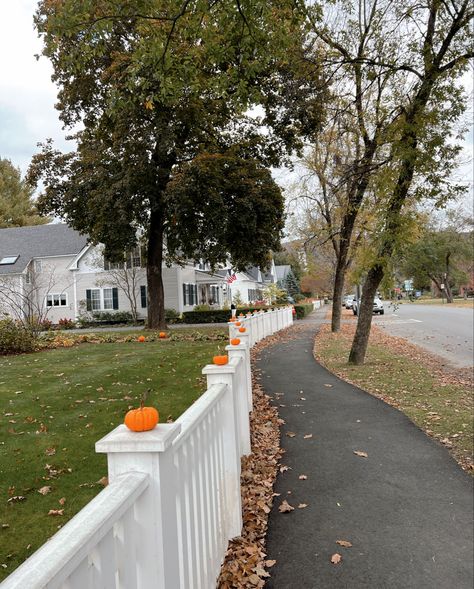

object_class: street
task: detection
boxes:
[374,302,474,368]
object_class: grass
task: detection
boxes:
[315,324,473,473]
[0,330,227,579]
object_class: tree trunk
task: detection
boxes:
[348,264,384,365]
[147,210,167,329]
[331,248,349,332]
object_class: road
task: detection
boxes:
[374,302,474,368]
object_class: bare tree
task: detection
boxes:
[0,264,66,336]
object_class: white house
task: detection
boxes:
[0,224,228,324]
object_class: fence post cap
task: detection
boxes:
[225,343,246,352]
[202,363,236,375]
[95,423,181,453]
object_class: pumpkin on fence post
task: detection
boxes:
[124,390,159,432]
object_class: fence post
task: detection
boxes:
[226,342,252,448]
[201,364,243,539]
[96,423,182,589]
[231,330,252,410]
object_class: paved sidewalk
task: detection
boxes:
[257,311,473,589]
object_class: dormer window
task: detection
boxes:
[0,255,19,265]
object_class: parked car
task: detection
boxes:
[344,295,356,309]
[352,297,384,315]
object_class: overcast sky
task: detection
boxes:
[1,0,472,212]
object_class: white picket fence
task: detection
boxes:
[1,306,293,589]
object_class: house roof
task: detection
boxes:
[275,265,292,281]
[0,224,88,275]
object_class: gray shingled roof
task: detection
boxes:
[275,265,292,281]
[0,224,88,275]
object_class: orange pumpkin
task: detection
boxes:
[137,335,146,342]
[213,355,228,365]
[124,406,159,432]
[159,332,167,338]
[230,338,241,345]
[235,321,241,327]
[239,327,246,333]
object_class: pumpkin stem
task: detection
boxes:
[141,388,152,408]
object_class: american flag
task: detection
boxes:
[226,271,237,284]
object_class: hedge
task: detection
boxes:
[293,304,313,319]
[182,306,278,324]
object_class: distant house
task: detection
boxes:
[220,260,277,304]
[0,224,228,323]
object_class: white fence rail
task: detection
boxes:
[1,307,293,589]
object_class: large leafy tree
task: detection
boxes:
[347,0,473,364]
[28,0,299,328]
[402,221,473,303]
[0,158,47,228]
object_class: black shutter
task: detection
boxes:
[86,289,92,311]
[112,288,119,310]
[140,285,147,308]
[183,283,187,306]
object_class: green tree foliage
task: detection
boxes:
[0,159,48,228]
[402,223,473,303]
[28,0,300,328]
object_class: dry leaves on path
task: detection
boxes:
[353,450,368,458]
[330,553,342,564]
[217,341,284,588]
[278,500,295,513]
[336,540,353,548]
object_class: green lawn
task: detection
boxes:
[0,332,226,579]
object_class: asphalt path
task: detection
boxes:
[259,313,474,589]
[372,303,473,368]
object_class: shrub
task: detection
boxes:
[0,319,36,355]
[194,304,211,312]
[58,317,76,329]
[91,311,135,323]
[294,293,305,303]
[293,304,313,319]
[165,308,181,323]
[182,306,279,323]
[40,318,53,331]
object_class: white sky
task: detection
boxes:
[0,0,472,214]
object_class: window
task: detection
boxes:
[46,293,68,307]
[34,260,42,272]
[104,258,122,271]
[86,288,118,311]
[210,285,220,304]
[0,255,19,265]
[103,288,114,310]
[182,283,198,306]
[126,247,142,269]
[140,285,147,308]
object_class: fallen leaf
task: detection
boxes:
[47,509,64,516]
[353,450,368,458]
[303,434,313,439]
[37,486,51,496]
[298,503,308,509]
[97,476,108,486]
[45,447,56,456]
[336,540,353,548]
[279,465,291,473]
[58,497,66,506]
[324,384,333,388]
[278,500,294,513]
[265,560,277,568]
[7,496,25,503]
[330,553,342,564]
[298,474,308,480]
[286,431,296,438]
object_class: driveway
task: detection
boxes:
[375,303,473,368]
